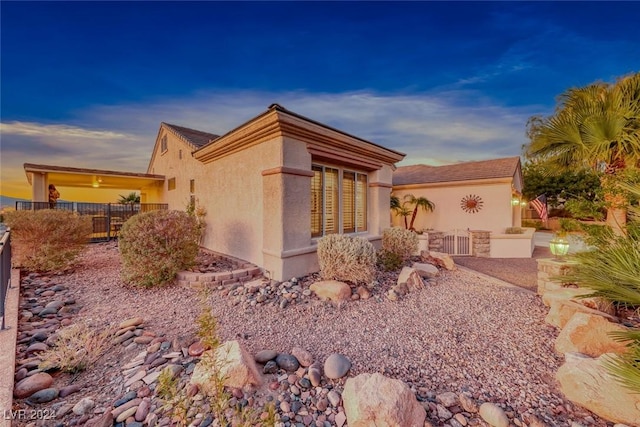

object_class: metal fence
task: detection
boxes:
[1,227,11,330]
[15,202,168,242]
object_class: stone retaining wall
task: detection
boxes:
[536,258,577,295]
[177,251,263,289]
[470,230,490,258]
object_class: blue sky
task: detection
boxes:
[1,1,639,199]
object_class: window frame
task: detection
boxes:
[161,135,168,153]
[311,163,368,238]
[168,177,176,191]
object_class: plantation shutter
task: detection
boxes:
[342,171,356,233]
[356,173,367,231]
[311,166,323,237]
[324,168,339,234]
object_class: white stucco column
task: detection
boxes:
[31,172,48,202]
[368,165,394,236]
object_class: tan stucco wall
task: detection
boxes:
[392,181,521,233]
[148,119,400,281]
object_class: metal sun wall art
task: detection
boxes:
[461,194,483,213]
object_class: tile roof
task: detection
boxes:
[162,123,219,148]
[393,156,521,186]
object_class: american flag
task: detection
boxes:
[530,194,548,222]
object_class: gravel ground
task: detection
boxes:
[14,242,611,426]
[453,247,552,292]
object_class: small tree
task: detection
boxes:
[390,193,435,230]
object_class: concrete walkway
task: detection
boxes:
[1,269,20,427]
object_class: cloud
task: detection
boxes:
[1,89,540,197]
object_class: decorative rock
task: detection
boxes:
[133,336,154,345]
[308,363,322,387]
[73,397,95,415]
[479,402,509,427]
[291,347,314,367]
[557,352,640,425]
[546,298,618,329]
[255,349,278,363]
[25,342,48,354]
[555,312,631,357]
[324,353,351,379]
[162,364,183,379]
[422,251,455,270]
[191,340,262,393]
[396,267,426,291]
[85,411,113,427]
[356,286,371,300]
[13,372,54,399]
[134,399,151,422]
[119,317,144,329]
[38,307,58,316]
[276,353,300,372]
[263,360,278,374]
[309,280,352,302]
[328,389,342,407]
[436,391,458,407]
[111,398,142,419]
[436,404,453,420]
[27,387,59,403]
[458,393,479,413]
[188,341,206,357]
[115,406,138,423]
[342,373,426,426]
[114,391,138,407]
[411,262,440,278]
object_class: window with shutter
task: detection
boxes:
[311,164,367,237]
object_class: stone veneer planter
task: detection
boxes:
[176,251,263,289]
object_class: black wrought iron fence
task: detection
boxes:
[15,202,168,242]
[1,227,11,330]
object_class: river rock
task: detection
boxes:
[291,347,314,367]
[73,397,95,415]
[119,317,144,329]
[27,387,59,403]
[255,349,278,363]
[324,353,351,379]
[191,340,262,393]
[14,372,54,399]
[276,353,300,372]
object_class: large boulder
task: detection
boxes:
[542,287,615,315]
[555,312,631,357]
[396,267,426,292]
[557,352,640,425]
[191,340,262,393]
[342,372,426,427]
[421,251,455,271]
[545,298,618,329]
[310,280,352,302]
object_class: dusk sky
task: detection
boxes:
[1,1,639,201]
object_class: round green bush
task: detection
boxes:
[118,209,200,287]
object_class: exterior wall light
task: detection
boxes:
[549,235,570,259]
[520,201,527,207]
[511,197,520,206]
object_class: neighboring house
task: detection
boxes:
[141,104,405,280]
[392,157,524,234]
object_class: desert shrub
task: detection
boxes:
[522,219,545,230]
[39,322,111,373]
[559,218,582,233]
[4,209,92,272]
[376,249,403,271]
[382,227,418,261]
[504,227,524,234]
[317,234,376,284]
[119,209,200,287]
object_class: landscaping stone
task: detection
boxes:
[276,353,300,372]
[291,346,314,367]
[324,353,351,379]
[479,402,509,427]
[13,372,54,399]
[26,387,59,403]
[255,349,278,363]
[555,312,631,357]
[342,372,426,427]
[309,280,352,302]
[557,352,640,426]
[191,340,262,392]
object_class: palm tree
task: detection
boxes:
[525,72,640,234]
[118,192,140,204]
[404,194,435,231]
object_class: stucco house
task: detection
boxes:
[392,157,532,257]
[140,104,405,280]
